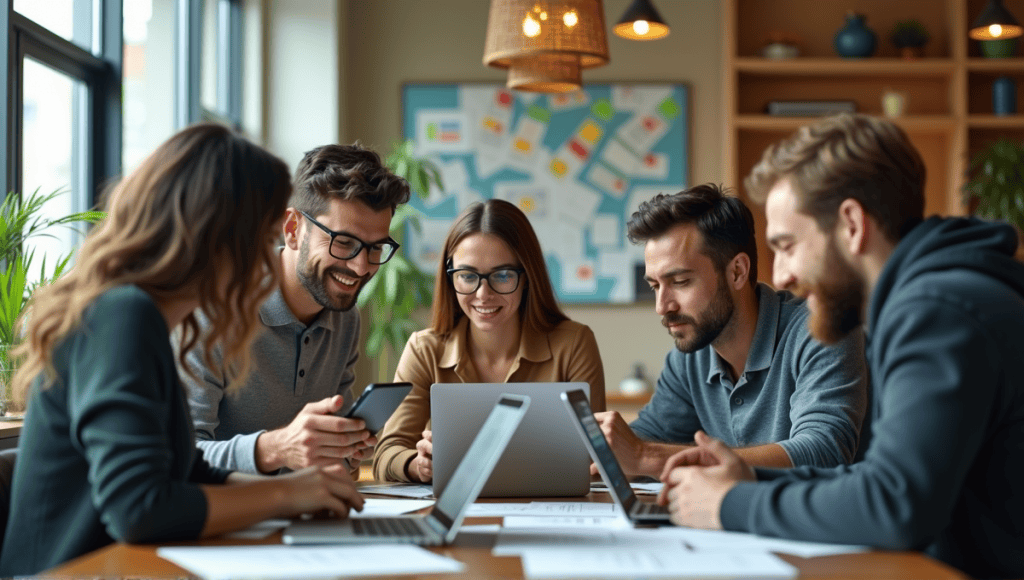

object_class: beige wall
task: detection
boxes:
[339,0,724,391]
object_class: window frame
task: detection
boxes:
[2,0,122,206]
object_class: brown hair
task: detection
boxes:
[430,199,568,338]
[291,143,410,216]
[627,184,758,287]
[745,114,926,242]
[13,123,292,403]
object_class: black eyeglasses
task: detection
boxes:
[299,210,400,264]
[446,266,525,295]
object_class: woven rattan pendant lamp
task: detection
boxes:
[484,0,610,93]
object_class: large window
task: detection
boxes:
[4,0,249,270]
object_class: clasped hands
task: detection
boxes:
[655,430,756,529]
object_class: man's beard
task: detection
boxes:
[662,275,735,353]
[799,240,864,345]
[296,235,368,312]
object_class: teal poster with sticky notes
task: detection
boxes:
[402,83,688,304]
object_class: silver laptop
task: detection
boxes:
[432,382,591,498]
[283,394,530,545]
[561,389,671,524]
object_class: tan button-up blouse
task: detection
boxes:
[372,317,606,482]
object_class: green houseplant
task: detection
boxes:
[890,19,930,58]
[963,137,1024,238]
[357,140,443,381]
[0,188,105,413]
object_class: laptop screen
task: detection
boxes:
[564,390,638,513]
[430,395,528,530]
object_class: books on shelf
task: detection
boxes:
[766,101,857,117]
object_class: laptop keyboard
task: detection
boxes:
[352,517,428,538]
[634,502,670,516]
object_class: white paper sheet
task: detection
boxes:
[590,481,664,496]
[157,545,464,580]
[223,518,290,540]
[468,502,618,518]
[503,516,631,529]
[349,498,434,518]
[493,527,688,556]
[466,502,533,517]
[666,527,871,559]
[358,482,433,499]
[520,547,797,579]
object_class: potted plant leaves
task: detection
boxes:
[357,140,442,381]
[963,138,1024,258]
[890,19,930,59]
[0,188,105,414]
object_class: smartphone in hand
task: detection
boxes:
[344,382,414,433]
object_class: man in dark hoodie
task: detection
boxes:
[658,114,1024,580]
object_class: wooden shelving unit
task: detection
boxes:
[724,0,1024,282]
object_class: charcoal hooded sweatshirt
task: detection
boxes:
[720,216,1024,580]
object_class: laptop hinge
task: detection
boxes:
[423,514,449,539]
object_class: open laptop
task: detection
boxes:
[432,382,592,498]
[283,394,530,545]
[561,388,672,525]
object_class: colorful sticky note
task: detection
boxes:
[527,104,551,123]
[579,120,602,144]
[658,97,681,120]
[592,99,614,121]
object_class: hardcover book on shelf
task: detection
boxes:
[766,101,857,117]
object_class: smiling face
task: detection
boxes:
[449,233,525,336]
[765,178,864,344]
[644,223,736,353]
[295,197,393,312]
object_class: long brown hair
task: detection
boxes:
[12,123,292,403]
[430,199,567,338]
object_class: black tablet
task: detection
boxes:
[344,382,413,433]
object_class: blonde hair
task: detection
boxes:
[12,123,292,403]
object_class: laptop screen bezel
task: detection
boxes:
[560,389,640,515]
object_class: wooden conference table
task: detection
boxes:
[47,479,969,580]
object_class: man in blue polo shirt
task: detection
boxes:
[595,184,868,477]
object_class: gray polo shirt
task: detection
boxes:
[182,287,361,473]
[630,284,868,468]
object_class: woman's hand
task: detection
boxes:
[275,464,365,518]
[408,430,433,482]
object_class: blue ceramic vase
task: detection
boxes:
[993,76,1017,115]
[834,13,877,58]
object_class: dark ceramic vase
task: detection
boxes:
[993,76,1017,115]
[834,13,877,58]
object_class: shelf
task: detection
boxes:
[966,58,1024,72]
[967,115,1024,128]
[734,57,956,77]
[606,392,652,406]
[735,115,957,133]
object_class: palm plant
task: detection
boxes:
[357,140,443,381]
[0,188,105,412]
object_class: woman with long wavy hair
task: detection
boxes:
[373,198,606,483]
[0,124,363,575]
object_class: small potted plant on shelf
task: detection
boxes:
[890,19,930,59]
[762,30,801,61]
[963,138,1024,258]
[0,188,105,416]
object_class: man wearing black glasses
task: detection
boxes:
[181,143,410,474]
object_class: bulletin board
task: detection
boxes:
[402,83,689,304]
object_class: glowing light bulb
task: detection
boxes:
[633,20,650,35]
[563,10,578,27]
[540,11,548,20]
[990,23,1004,37]
[523,15,541,37]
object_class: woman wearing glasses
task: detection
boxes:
[372,199,605,483]
[0,125,363,576]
